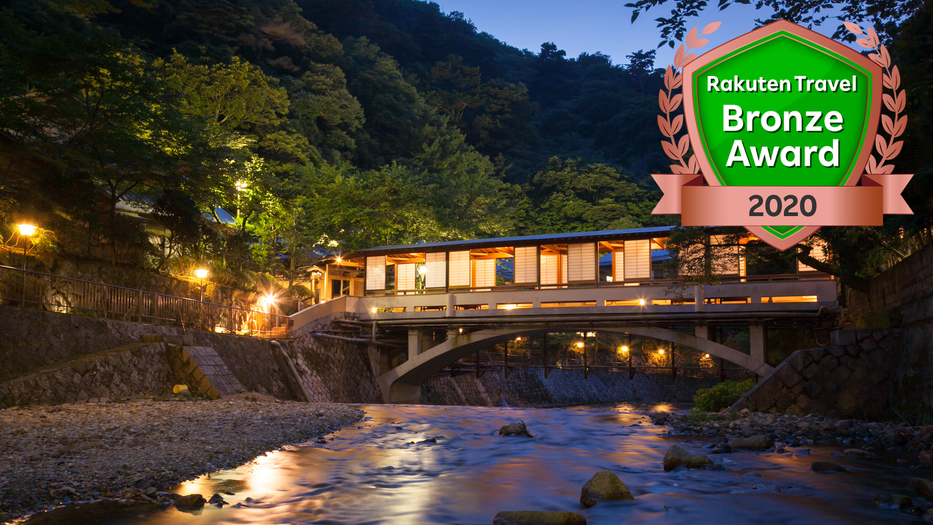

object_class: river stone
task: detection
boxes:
[843,448,873,457]
[873,493,912,509]
[174,494,206,508]
[909,477,933,496]
[493,511,586,525]
[499,422,534,438]
[924,508,933,521]
[729,435,772,450]
[579,470,634,507]
[811,461,846,472]
[663,445,713,471]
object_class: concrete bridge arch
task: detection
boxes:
[377,326,772,403]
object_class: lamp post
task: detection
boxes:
[17,224,35,306]
[195,268,208,302]
[195,268,208,331]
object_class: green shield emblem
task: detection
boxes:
[682,21,882,250]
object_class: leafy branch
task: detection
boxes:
[658,22,720,175]
[844,22,907,175]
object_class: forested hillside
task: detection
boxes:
[0,0,930,294]
[0,0,669,288]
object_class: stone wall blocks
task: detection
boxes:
[831,330,857,347]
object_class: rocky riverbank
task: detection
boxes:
[650,409,933,455]
[0,394,363,523]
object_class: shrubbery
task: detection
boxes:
[692,379,756,413]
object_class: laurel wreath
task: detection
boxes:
[659,21,906,177]
[658,22,720,175]
[844,22,907,174]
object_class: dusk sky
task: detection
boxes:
[434,0,847,68]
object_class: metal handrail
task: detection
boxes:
[0,265,290,338]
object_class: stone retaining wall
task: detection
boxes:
[0,342,173,407]
[732,329,902,419]
[0,307,381,406]
[423,367,717,407]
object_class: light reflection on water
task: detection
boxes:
[26,403,930,524]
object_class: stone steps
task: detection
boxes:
[167,345,245,399]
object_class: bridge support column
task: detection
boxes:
[694,284,705,312]
[446,294,455,317]
[750,325,765,366]
[695,325,708,340]
[408,329,422,361]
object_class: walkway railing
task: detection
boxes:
[0,265,290,338]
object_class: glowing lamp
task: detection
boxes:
[705,353,710,358]
[621,345,629,352]
[195,269,208,279]
[659,349,665,355]
[17,224,36,236]
[371,307,377,314]
[576,342,584,349]
[638,299,646,306]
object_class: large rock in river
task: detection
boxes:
[909,477,933,496]
[663,445,714,471]
[174,494,206,508]
[499,422,534,437]
[729,435,772,450]
[579,470,634,507]
[493,510,586,525]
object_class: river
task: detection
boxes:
[26,403,928,524]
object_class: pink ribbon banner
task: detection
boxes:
[651,174,913,226]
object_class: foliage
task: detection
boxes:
[692,379,757,413]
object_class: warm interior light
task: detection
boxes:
[17,224,36,236]
[371,307,377,314]
[335,256,343,264]
[515,337,521,341]
[606,276,613,282]
[194,269,208,279]
[638,298,646,306]
[659,348,665,355]
[458,328,463,333]
[503,304,517,310]
[576,342,584,349]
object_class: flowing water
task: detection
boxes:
[27,403,930,524]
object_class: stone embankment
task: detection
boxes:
[0,394,362,523]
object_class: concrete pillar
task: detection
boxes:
[694,284,705,312]
[408,329,422,361]
[446,294,455,317]
[695,325,708,340]
[750,324,765,365]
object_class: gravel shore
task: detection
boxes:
[0,393,363,523]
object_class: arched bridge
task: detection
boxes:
[290,279,836,403]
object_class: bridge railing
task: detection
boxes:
[353,278,837,321]
[0,265,290,338]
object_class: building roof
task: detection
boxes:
[344,226,677,258]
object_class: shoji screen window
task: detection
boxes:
[623,240,650,281]
[424,252,446,288]
[396,263,416,292]
[473,258,495,289]
[365,256,386,291]
[514,246,538,285]
[449,251,470,287]
[567,243,596,282]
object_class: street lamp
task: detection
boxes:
[17,224,35,305]
[195,268,208,302]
